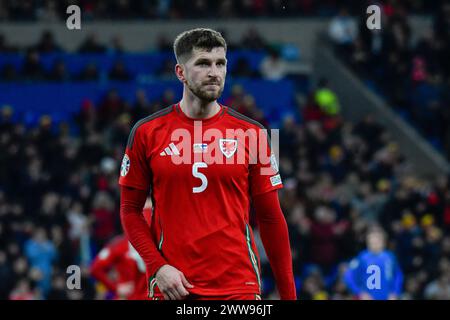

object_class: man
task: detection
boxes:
[90,204,152,300]
[90,235,148,300]
[119,28,296,300]
[344,227,403,300]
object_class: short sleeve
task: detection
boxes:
[249,128,283,197]
[118,125,151,191]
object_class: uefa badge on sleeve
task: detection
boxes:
[121,154,130,177]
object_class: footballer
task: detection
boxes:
[119,28,296,300]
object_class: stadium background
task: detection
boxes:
[1,0,450,300]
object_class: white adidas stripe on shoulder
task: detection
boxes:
[164,147,173,155]
[169,143,180,155]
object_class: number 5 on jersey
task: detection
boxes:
[192,162,208,193]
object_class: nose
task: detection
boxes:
[208,63,220,78]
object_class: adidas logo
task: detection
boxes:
[160,143,180,156]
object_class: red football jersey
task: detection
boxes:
[90,235,148,300]
[118,103,283,296]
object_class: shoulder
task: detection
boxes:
[106,235,125,248]
[359,250,370,261]
[224,106,268,131]
[385,250,397,261]
[101,235,128,256]
[127,105,175,149]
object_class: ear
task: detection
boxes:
[175,64,186,83]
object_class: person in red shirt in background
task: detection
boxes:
[90,199,152,300]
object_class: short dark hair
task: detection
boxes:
[173,28,227,63]
[367,225,386,239]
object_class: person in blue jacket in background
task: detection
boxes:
[344,226,403,300]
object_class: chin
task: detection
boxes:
[198,91,221,102]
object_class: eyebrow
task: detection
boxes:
[194,57,227,64]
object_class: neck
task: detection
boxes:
[179,88,221,119]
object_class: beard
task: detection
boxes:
[186,79,224,102]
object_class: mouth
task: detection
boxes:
[204,84,220,91]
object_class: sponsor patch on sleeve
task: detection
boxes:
[270,174,282,186]
[270,153,279,173]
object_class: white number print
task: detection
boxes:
[192,162,208,193]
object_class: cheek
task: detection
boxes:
[188,69,203,82]
[221,68,227,80]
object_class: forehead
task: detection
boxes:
[368,233,384,240]
[189,47,226,61]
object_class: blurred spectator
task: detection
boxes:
[156,33,172,51]
[35,0,59,22]
[47,59,70,82]
[108,35,125,54]
[348,36,371,77]
[232,57,258,78]
[67,201,91,244]
[260,48,288,80]
[424,272,450,300]
[90,235,147,300]
[224,84,245,109]
[91,192,116,248]
[240,28,267,51]
[24,227,57,297]
[344,227,403,300]
[161,89,176,106]
[132,90,152,121]
[77,62,100,81]
[9,278,40,300]
[21,49,45,81]
[33,30,61,53]
[0,250,14,299]
[78,33,107,54]
[216,29,238,51]
[1,64,18,81]
[156,58,177,80]
[314,78,340,117]
[298,267,329,300]
[155,0,171,19]
[328,7,357,55]
[307,206,349,274]
[76,99,97,138]
[97,89,126,128]
[108,61,132,81]
[47,274,69,300]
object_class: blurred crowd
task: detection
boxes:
[0,0,438,21]
[268,83,450,299]
[0,27,273,55]
[1,72,450,299]
[0,29,290,82]
[330,0,450,161]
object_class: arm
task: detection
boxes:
[252,190,296,300]
[391,255,404,298]
[120,185,167,277]
[90,247,119,293]
[343,258,363,296]
[120,185,193,300]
